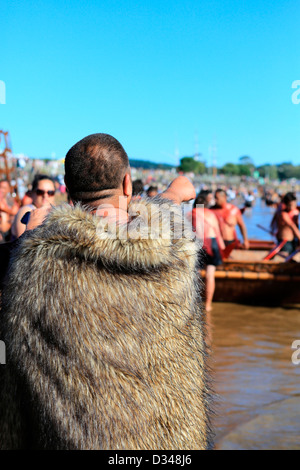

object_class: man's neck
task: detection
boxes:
[85,194,129,224]
[216,202,227,209]
[83,193,124,210]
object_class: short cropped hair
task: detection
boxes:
[65,134,130,202]
[215,188,226,197]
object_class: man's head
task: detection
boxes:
[215,189,227,207]
[64,134,132,210]
[147,186,158,198]
[282,192,297,212]
[195,189,214,208]
[193,192,209,209]
[0,179,11,197]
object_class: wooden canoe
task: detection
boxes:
[248,239,275,251]
[201,249,300,306]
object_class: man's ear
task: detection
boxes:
[123,173,132,198]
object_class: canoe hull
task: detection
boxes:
[200,248,300,306]
[212,276,300,306]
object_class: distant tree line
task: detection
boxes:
[129,159,174,170]
[256,163,300,180]
[177,156,300,180]
[129,156,300,181]
[220,162,300,180]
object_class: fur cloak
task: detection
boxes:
[0,197,211,450]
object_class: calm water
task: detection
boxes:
[208,198,300,450]
[210,303,300,450]
[241,198,276,240]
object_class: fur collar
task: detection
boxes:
[20,197,198,273]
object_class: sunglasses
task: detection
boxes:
[36,189,55,197]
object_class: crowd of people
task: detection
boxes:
[1,170,300,311]
[0,175,55,241]
[0,133,299,450]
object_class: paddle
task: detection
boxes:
[284,247,300,263]
[263,240,288,261]
[256,224,273,236]
[221,240,240,260]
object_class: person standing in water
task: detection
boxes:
[212,189,249,250]
[192,191,225,316]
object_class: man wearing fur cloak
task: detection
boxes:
[0,133,212,450]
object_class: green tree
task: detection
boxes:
[238,164,252,177]
[277,163,298,180]
[257,164,278,180]
[238,156,255,176]
[239,155,254,166]
[220,163,239,176]
[178,157,206,174]
[294,166,300,179]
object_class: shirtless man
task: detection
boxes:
[275,192,300,255]
[212,188,249,250]
[192,191,225,318]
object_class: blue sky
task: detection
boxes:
[1,0,299,167]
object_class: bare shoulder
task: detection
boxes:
[229,204,241,214]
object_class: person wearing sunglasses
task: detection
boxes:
[11,175,55,239]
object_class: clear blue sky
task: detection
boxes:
[1,0,299,167]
